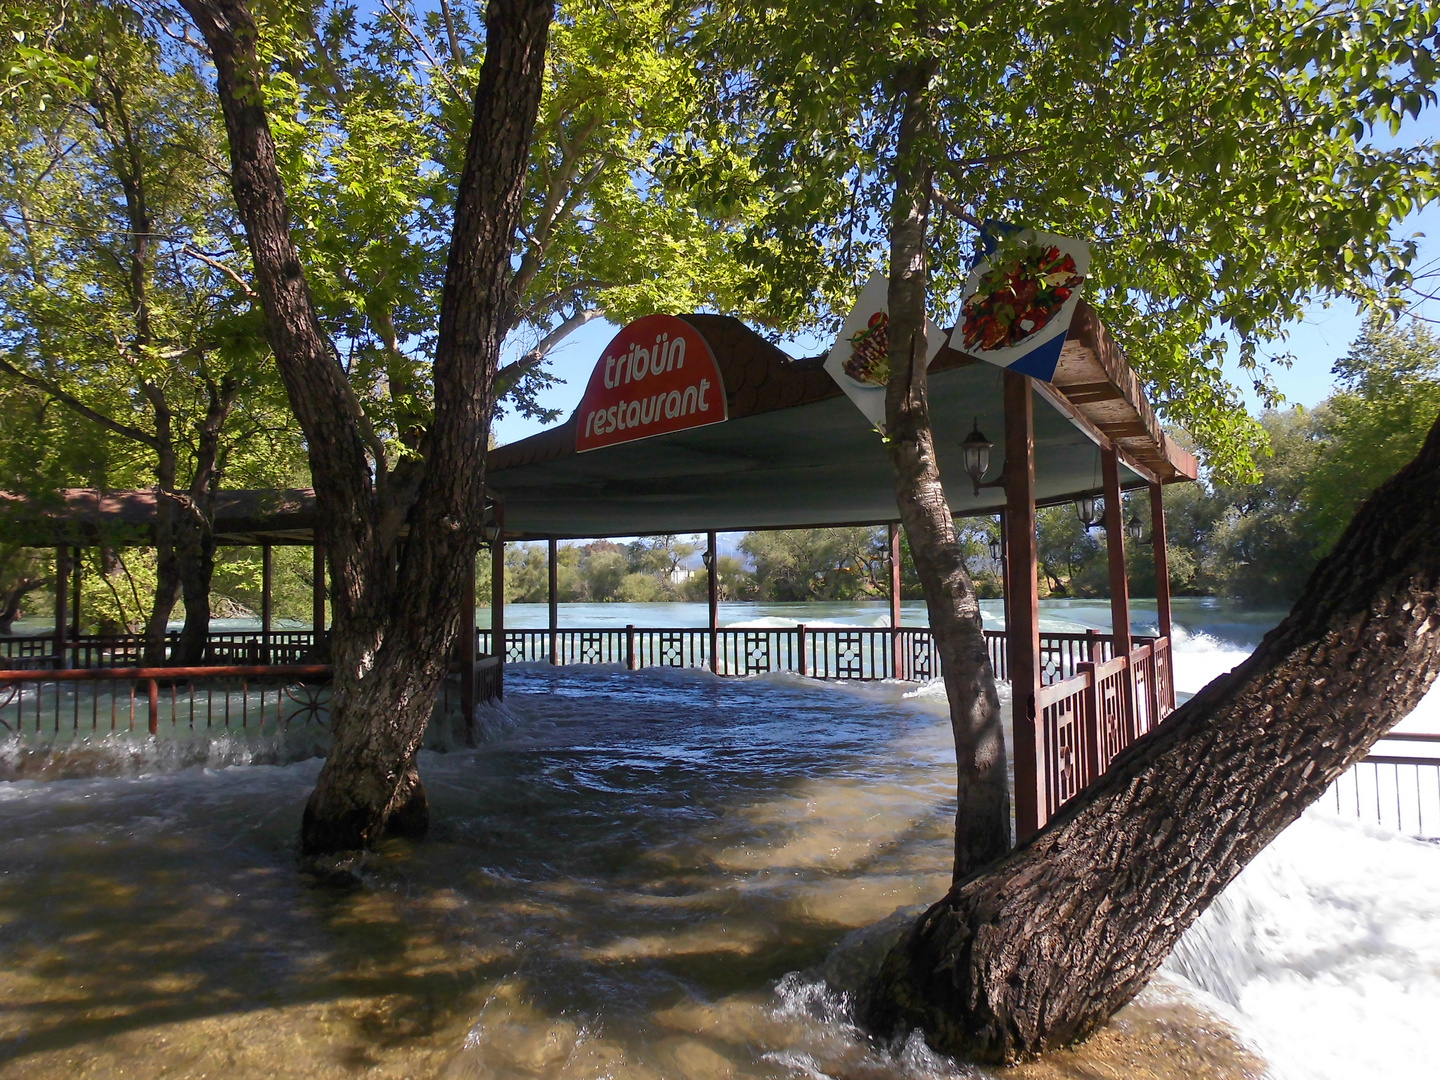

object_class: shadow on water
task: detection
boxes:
[0,665,1263,1079]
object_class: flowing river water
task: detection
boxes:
[1,600,1437,1079]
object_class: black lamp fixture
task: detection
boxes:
[1074,495,1104,531]
[961,418,994,496]
[987,536,1003,563]
[702,546,714,571]
[479,497,500,544]
[1126,512,1151,545]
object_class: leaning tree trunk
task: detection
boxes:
[862,407,1440,1064]
[181,0,554,854]
[883,61,1010,881]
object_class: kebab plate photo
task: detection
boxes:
[962,242,1085,353]
[843,309,890,386]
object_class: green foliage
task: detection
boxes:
[0,2,303,496]
[1303,316,1440,552]
[682,0,1440,479]
[245,0,782,449]
[739,527,887,601]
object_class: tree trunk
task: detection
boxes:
[181,0,554,854]
[169,378,237,666]
[142,417,180,665]
[171,509,216,665]
[0,580,45,634]
[862,409,1440,1064]
[883,62,1010,881]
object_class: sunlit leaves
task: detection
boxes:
[685,0,1440,480]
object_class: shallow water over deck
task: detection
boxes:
[0,663,1434,1079]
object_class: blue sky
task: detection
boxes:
[494,108,1440,447]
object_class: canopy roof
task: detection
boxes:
[0,488,318,547]
[485,302,1195,539]
[0,303,1195,547]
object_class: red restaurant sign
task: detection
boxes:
[575,314,727,452]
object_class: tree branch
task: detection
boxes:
[0,351,159,449]
[494,308,603,398]
[183,245,256,298]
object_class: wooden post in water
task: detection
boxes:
[796,623,808,677]
[1003,370,1042,840]
[548,536,559,665]
[888,522,902,679]
[261,542,273,663]
[1101,447,1132,660]
[53,546,69,669]
[491,504,506,674]
[460,546,478,744]
[707,530,718,674]
[311,540,327,657]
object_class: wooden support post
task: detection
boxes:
[707,530,719,674]
[461,546,478,745]
[626,624,637,670]
[998,511,1010,639]
[491,505,506,671]
[1101,446,1132,659]
[261,542,273,664]
[796,623,808,678]
[1149,482,1172,642]
[1149,480,1175,710]
[888,522,902,678]
[312,540,327,656]
[71,547,82,637]
[1102,447,1138,743]
[54,546,69,669]
[1003,370,1042,841]
[548,537,559,665]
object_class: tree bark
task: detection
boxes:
[862,409,1440,1064]
[883,61,1010,881]
[180,0,554,853]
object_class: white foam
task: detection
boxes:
[1165,810,1440,1080]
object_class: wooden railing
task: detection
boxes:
[1033,636,1175,823]
[480,625,1140,686]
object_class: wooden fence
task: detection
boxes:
[482,625,1131,685]
[1033,638,1175,821]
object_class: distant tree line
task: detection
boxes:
[1041,317,1440,606]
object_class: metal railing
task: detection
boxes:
[0,655,503,740]
[1325,733,1440,839]
[1,630,320,669]
[0,664,332,737]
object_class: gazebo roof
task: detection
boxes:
[0,488,318,546]
[0,302,1195,547]
[484,302,1195,539]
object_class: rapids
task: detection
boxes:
[0,602,1436,1078]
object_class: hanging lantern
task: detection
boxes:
[961,418,993,496]
[1075,495,1103,530]
[987,537,1003,563]
[1125,512,1145,543]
